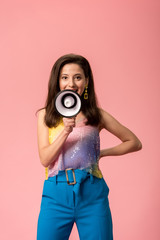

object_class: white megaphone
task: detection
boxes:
[54,90,81,117]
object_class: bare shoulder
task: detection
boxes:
[37,109,47,128]
[98,107,141,143]
[98,108,118,131]
[37,108,46,120]
[99,107,127,132]
[37,108,50,148]
[37,108,48,132]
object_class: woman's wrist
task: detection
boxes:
[100,140,142,158]
[100,149,105,158]
[62,128,71,136]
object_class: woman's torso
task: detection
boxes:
[45,117,103,179]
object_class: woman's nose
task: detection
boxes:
[68,78,76,87]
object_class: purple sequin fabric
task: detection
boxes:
[47,119,103,178]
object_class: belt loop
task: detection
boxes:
[53,174,57,185]
[90,174,94,184]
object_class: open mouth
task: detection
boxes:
[64,88,79,94]
[70,89,78,93]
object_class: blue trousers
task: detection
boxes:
[37,169,113,240]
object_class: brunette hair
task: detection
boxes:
[36,53,102,128]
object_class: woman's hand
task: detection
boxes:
[63,117,76,133]
[37,110,77,167]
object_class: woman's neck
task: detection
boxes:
[75,112,86,123]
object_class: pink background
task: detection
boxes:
[0,0,160,239]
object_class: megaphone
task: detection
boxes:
[54,89,81,117]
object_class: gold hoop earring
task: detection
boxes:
[84,86,88,99]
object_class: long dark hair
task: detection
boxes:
[36,53,102,128]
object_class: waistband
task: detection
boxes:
[48,168,94,196]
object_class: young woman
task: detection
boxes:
[36,53,142,240]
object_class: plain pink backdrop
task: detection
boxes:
[0,0,160,239]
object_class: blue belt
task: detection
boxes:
[48,168,94,196]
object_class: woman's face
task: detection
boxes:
[59,63,88,96]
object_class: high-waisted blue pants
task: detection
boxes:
[37,169,113,240]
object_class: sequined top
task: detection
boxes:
[45,118,103,179]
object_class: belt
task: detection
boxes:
[48,168,94,196]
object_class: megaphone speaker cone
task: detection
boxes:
[62,93,77,109]
[55,89,81,117]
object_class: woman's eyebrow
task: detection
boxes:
[61,73,82,76]
[74,73,82,76]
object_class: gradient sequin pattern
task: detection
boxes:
[46,118,103,179]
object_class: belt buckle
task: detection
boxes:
[65,168,76,185]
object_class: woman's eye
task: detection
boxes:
[62,76,67,80]
[76,76,81,80]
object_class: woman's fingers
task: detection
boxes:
[63,117,76,126]
[63,117,76,133]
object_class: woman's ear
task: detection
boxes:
[86,77,89,86]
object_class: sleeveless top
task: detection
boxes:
[45,118,103,179]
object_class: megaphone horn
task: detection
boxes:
[54,89,81,117]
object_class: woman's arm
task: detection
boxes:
[37,109,75,167]
[99,108,142,158]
